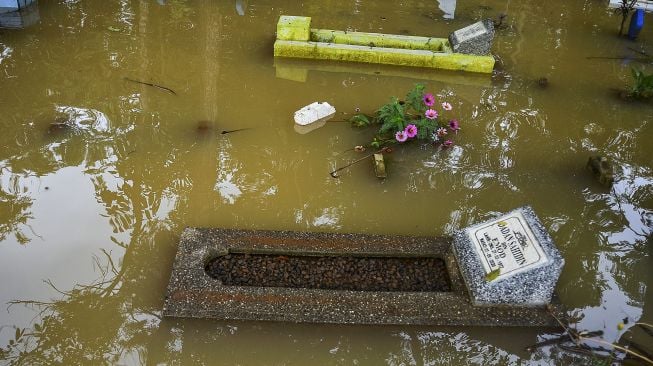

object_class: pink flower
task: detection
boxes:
[404,124,418,138]
[437,127,448,137]
[395,130,408,142]
[425,109,438,120]
[423,93,435,107]
[443,139,453,147]
[449,119,460,132]
[442,102,452,111]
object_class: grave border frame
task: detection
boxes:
[163,227,562,326]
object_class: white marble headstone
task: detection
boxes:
[468,211,548,282]
[452,206,565,306]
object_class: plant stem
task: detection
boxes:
[329,147,391,178]
[545,307,653,364]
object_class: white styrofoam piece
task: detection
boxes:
[294,102,336,126]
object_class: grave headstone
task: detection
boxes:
[448,19,495,55]
[452,206,564,306]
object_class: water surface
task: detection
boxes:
[0,0,651,364]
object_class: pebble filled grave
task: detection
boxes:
[205,253,452,292]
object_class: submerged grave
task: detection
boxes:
[164,207,565,326]
[273,15,496,73]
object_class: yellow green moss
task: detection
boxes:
[311,29,448,52]
[276,16,311,41]
[274,40,495,73]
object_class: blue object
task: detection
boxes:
[628,9,645,40]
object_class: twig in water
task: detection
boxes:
[558,344,614,360]
[545,306,653,364]
[526,331,604,351]
[623,339,653,363]
[221,128,251,135]
[586,56,650,61]
[636,322,653,337]
[546,305,581,343]
[628,46,650,56]
[123,77,177,95]
[330,147,391,178]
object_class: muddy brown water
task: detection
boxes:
[0,0,651,364]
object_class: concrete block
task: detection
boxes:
[276,15,311,41]
[374,153,386,178]
[448,19,495,55]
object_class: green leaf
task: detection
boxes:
[406,83,426,112]
[349,114,374,127]
[377,98,406,134]
[630,68,653,99]
[485,269,501,282]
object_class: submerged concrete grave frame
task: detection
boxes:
[163,227,562,326]
[273,15,496,74]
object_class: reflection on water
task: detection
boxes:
[437,0,456,20]
[0,0,652,364]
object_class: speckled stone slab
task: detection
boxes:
[448,19,495,55]
[452,206,565,306]
[163,227,563,326]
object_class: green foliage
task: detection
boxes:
[349,114,374,127]
[630,68,653,99]
[350,84,460,148]
[377,98,406,134]
[415,117,438,140]
[405,83,426,112]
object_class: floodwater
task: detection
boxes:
[0,0,651,364]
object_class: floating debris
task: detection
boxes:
[330,147,391,178]
[373,153,386,178]
[221,128,250,135]
[586,156,614,187]
[46,116,74,136]
[123,77,177,95]
[537,77,549,88]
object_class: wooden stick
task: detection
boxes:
[330,147,391,178]
[586,56,650,61]
[545,307,653,364]
[623,340,653,364]
[221,128,251,135]
[526,331,604,351]
[628,46,650,56]
[123,77,177,95]
[636,322,653,337]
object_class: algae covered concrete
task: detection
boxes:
[163,228,563,326]
[311,29,450,52]
[273,15,495,73]
[274,40,495,73]
[276,15,311,41]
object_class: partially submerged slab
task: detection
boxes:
[163,228,563,326]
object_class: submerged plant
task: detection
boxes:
[629,68,653,99]
[615,0,637,36]
[350,84,460,148]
